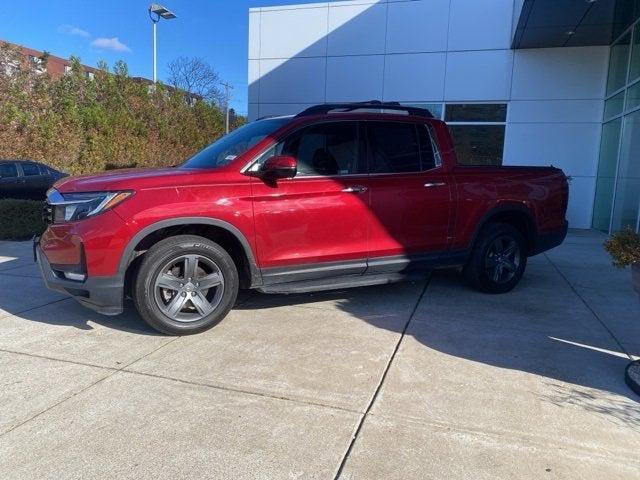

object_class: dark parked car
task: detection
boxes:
[0,160,66,200]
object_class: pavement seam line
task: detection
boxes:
[0,297,71,320]
[119,368,361,414]
[332,278,431,480]
[543,252,632,360]
[0,336,180,438]
[0,348,118,372]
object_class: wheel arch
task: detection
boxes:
[468,204,537,255]
[119,217,262,289]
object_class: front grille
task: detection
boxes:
[42,202,53,224]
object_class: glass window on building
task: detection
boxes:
[592,119,622,232]
[445,103,507,166]
[610,110,640,231]
[401,103,443,119]
[606,33,631,95]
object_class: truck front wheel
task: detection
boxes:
[133,235,239,335]
[464,223,527,294]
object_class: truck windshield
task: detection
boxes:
[180,117,291,169]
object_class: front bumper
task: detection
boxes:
[35,243,124,316]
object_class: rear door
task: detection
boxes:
[251,121,372,283]
[365,121,453,272]
[18,162,48,200]
[0,162,21,199]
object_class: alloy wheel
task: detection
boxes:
[153,254,225,322]
[485,235,521,284]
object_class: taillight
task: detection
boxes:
[561,175,570,213]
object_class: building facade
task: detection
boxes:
[1,40,98,79]
[248,0,640,231]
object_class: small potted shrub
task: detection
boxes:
[604,226,640,296]
[604,226,640,397]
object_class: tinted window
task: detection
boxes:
[21,163,40,176]
[0,163,18,178]
[450,125,505,166]
[280,122,361,176]
[368,122,421,173]
[445,104,507,122]
[417,125,437,170]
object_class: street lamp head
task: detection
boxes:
[149,3,177,20]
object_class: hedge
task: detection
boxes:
[0,199,46,240]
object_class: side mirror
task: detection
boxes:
[261,155,297,179]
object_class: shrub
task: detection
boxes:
[0,199,46,240]
[604,227,640,268]
[0,44,245,176]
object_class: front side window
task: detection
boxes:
[21,163,40,176]
[276,122,361,176]
[181,117,291,169]
[0,163,18,178]
[445,103,507,166]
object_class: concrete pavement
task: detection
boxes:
[0,230,638,479]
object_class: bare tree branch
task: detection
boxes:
[167,56,221,104]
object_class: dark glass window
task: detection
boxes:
[21,163,40,176]
[445,104,507,122]
[368,122,421,173]
[0,163,18,178]
[450,125,505,166]
[280,122,361,176]
[417,125,437,170]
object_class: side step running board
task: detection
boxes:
[257,271,430,294]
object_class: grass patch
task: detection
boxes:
[0,199,46,240]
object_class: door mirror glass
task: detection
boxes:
[261,155,297,179]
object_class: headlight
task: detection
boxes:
[47,189,133,223]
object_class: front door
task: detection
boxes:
[251,121,371,284]
[364,121,452,272]
[0,162,21,199]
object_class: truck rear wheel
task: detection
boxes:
[133,235,239,335]
[464,223,527,294]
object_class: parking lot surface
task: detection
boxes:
[1,230,639,479]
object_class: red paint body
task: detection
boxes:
[40,113,568,281]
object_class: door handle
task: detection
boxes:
[342,185,367,194]
[424,182,446,188]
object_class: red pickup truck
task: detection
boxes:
[36,102,568,335]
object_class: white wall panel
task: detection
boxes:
[260,7,328,58]
[511,47,608,100]
[449,0,514,51]
[327,3,387,56]
[383,53,446,101]
[258,103,315,118]
[509,100,604,123]
[259,57,326,103]
[503,123,601,177]
[248,103,259,122]
[565,176,596,229]
[445,50,513,100]
[326,55,384,102]
[386,0,449,53]
[248,60,260,104]
[248,10,261,60]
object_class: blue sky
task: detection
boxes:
[1,0,327,115]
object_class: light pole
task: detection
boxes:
[221,82,234,134]
[148,3,176,83]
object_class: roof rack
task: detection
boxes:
[295,101,433,119]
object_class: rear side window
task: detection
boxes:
[279,122,362,176]
[21,163,40,176]
[367,122,421,173]
[0,163,18,178]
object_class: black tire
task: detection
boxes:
[133,235,239,335]
[463,223,527,294]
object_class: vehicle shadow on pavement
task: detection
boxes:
[236,266,640,419]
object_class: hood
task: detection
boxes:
[53,167,205,193]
